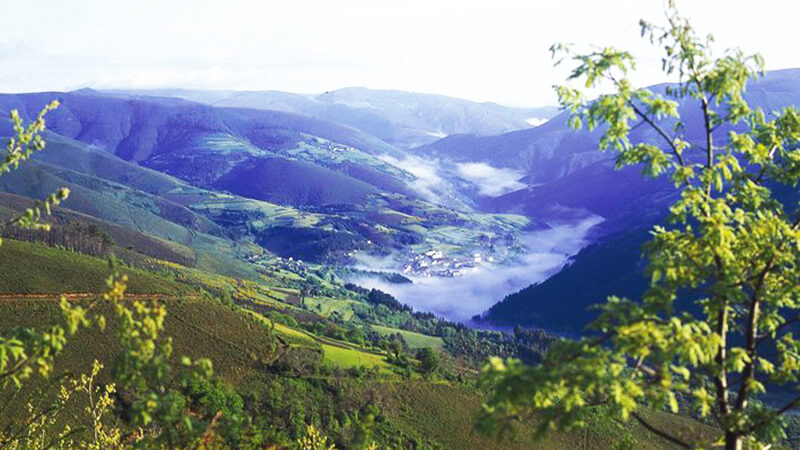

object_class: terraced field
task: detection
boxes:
[270,320,391,371]
[321,343,390,370]
[371,325,444,349]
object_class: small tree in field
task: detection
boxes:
[480,4,800,450]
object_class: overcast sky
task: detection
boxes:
[1,0,798,106]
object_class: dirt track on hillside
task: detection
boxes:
[0,293,195,301]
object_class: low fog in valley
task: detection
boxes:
[352,215,603,321]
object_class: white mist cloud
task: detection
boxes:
[456,162,526,197]
[350,251,403,271]
[351,215,603,322]
[380,154,446,203]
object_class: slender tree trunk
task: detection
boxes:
[725,431,742,450]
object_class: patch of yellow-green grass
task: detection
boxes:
[274,286,301,295]
[371,325,443,349]
[272,322,317,345]
[304,296,357,321]
[322,343,390,370]
[263,288,290,301]
[246,295,292,312]
[260,269,304,284]
[262,318,390,370]
[277,269,304,281]
[268,320,389,371]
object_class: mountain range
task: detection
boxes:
[3,69,800,333]
[103,87,559,149]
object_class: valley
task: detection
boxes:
[4,3,800,448]
[8,69,800,327]
[0,89,590,324]
[2,65,800,448]
[350,215,602,322]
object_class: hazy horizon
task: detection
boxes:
[2,0,799,107]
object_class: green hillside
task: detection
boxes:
[0,296,277,384]
[0,239,183,295]
[373,382,714,450]
[0,213,723,448]
[0,192,198,266]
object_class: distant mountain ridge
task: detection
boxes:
[103,87,559,148]
[418,68,800,227]
[0,90,412,206]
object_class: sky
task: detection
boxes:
[0,0,798,106]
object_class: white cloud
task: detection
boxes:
[456,162,526,197]
[525,117,549,127]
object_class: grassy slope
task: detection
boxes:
[371,324,443,349]
[0,234,722,449]
[0,239,183,294]
[373,382,717,450]
[0,296,276,384]
[0,240,278,428]
[0,147,259,279]
[271,321,390,371]
[36,133,188,196]
[0,192,198,267]
[0,160,206,243]
[321,344,389,370]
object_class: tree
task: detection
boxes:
[479,4,800,450]
[416,347,439,376]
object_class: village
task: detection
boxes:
[400,248,495,278]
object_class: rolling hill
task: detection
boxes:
[0,89,536,274]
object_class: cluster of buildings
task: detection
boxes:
[272,255,307,272]
[402,249,495,278]
[247,252,309,276]
[311,138,353,155]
